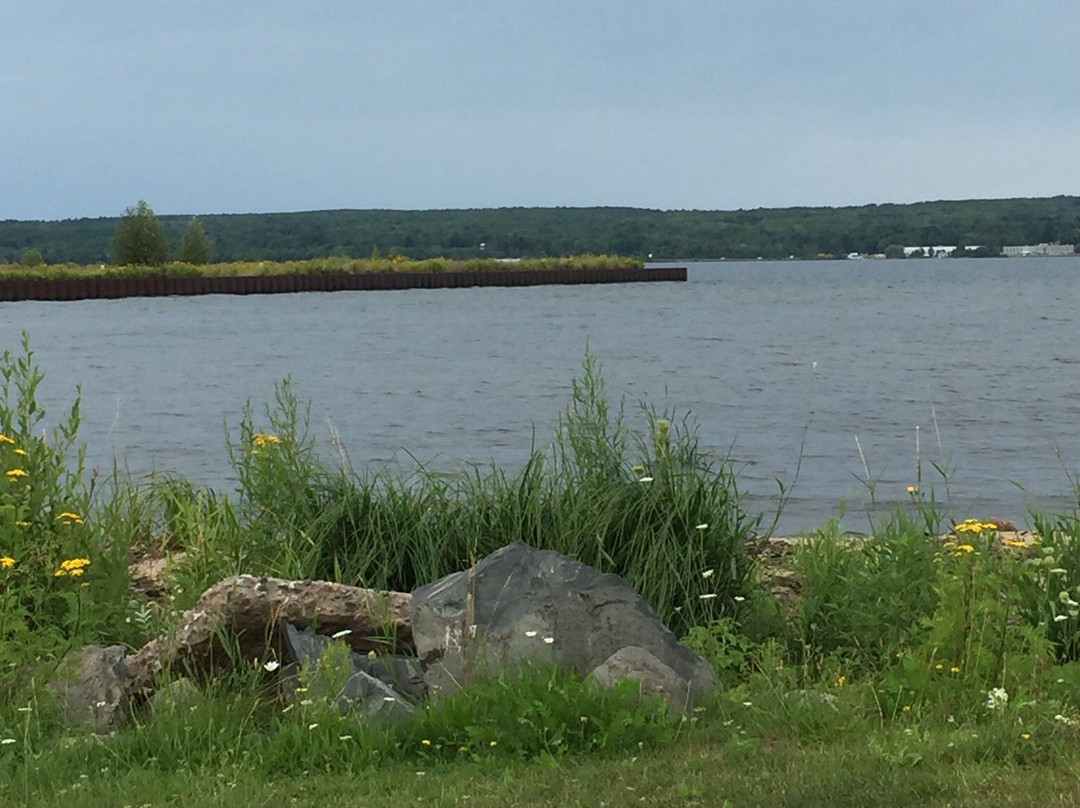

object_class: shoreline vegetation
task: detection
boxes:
[0,254,643,281]
[5,340,1080,806]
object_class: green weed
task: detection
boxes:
[0,334,128,683]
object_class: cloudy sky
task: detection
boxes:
[4,1,1078,221]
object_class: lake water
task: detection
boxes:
[2,258,1078,535]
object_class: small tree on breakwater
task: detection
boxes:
[113,200,168,266]
[176,217,214,264]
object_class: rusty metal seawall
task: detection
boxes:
[0,266,686,302]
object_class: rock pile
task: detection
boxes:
[53,543,716,730]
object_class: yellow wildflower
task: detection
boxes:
[56,512,85,525]
[0,557,14,569]
[14,521,29,529]
[906,485,918,495]
[13,449,26,456]
[955,519,998,534]
[252,433,281,449]
[54,558,91,577]
[5,469,27,479]
[0,434,14,444]
[950,666,961,673]
[420,739,431,746]
[956,544,975,553]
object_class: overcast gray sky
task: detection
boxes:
[4,1,1078,220]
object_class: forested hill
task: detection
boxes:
[4,196,1080,264]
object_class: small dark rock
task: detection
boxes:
[51,644,131,731]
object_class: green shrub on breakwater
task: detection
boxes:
[0,254,643,282]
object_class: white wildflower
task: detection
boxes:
[331,629,353,639]
[986,687,1009,710]
[263,660,281,672]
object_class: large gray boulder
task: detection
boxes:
[410,542,716,709]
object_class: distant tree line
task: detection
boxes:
[3,196,1080,265]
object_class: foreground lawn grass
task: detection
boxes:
[9,724,1080,808]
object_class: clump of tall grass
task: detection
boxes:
[794,514,941,675]
[194,352,760,637]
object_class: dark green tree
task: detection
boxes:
[113,200,168,266]
[18,247,44,267]
[176,217,213,264]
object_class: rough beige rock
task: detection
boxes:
[127,575,412,695]
[589,646,693,711]
[128,552,186,598]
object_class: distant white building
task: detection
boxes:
[1002,243,1076,257]
[903,245,959,258]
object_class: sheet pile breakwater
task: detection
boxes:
[0,266,685,301]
